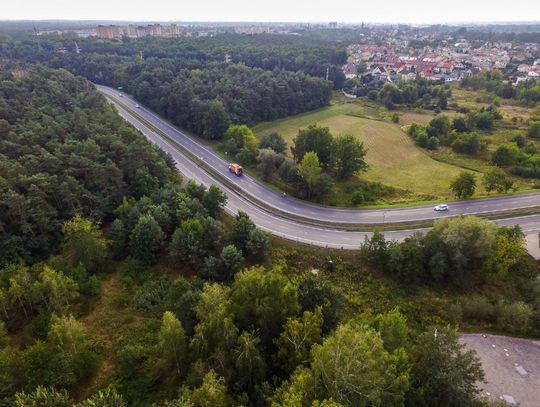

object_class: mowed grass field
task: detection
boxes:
[254,98,473,200]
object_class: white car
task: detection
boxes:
[434,204,449,211]
[135,104,140,108]
[118,93,123,97]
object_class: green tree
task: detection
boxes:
[427,115,451,137]
[332,134,368,179]
[220,245,244,280]
[14,386,73,407]
[158,311,187,376]
[231,267,300,345]
[359,230,389,267]
[259,132,287,154]
[430,216,497,278]
[229,211,256,254]
[75,388,126,407]
[257,148,282,181]
[129,214,165,265]
[450,172,476,198]
[48,314,87,356]
[311,323,410,407]
[21,340,76,388]
[491,144,521,167]
[36,266,80,314]
[201,99,230,140]
[191,283,238,358]
[297,152,322,199]
[483,227,526,278]
[191,370,229,407]
[275,307,323,373]
[170,218,207,270]
[408,327,484,407]
[223,125,258,164]
[0,321,8,348]
[234,331,266,394]
[292,125,334,166]
[62,215,109,273]
[202,185,227,218]
[482,168,513,194]
[246,228,271,261]
[452,117,468,132]
[108,218,128,260]
[373,308,409,352]
[527,121,540,139]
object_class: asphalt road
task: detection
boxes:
[97,85,540,249]
[461,334,540,407]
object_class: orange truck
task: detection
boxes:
[228,163,243,176]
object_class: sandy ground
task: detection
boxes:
[460,333,540,406]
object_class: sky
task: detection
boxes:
[2,0,540,24]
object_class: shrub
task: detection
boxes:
[462,297,498,323]
[351,189,365,206]
[497,301,533,334]
[527,121,540,139]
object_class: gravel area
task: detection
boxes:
[460,333,540,406]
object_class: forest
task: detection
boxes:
[1,34,336,140]
[2,66,537,406]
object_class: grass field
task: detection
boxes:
[254,97,475,202]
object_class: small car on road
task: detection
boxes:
[135,104,140,108]
[434,204,449,211]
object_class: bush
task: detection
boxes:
[462,297,498,323]
[497,301,533,334]
[527,121,540,139]
[427,136,440,150]
[351,189,365,206]
[391,113,400,123]
[451,133,481,155]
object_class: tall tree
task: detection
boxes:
[450,172,476,199]
[332,134,368,179]
[311,323,410,407]
[62,215,109,273]
[292,125,334,166]
[407,327,484,407]
[297,152,322,199]
[158,311,187,377]
[275,307,324,374]
[129,214,165,265]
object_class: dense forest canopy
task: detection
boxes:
[0,66,178,265]
[1,34,336,139]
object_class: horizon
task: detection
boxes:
[3,0,540,25]
[2,19,540,28]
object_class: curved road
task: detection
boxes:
[97,85,540,249]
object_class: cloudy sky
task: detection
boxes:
[2,0,539,23]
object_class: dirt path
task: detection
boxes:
[77,270,125,399]
[460,333,540,406]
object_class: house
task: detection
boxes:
[343,63,358,79]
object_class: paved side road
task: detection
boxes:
[460,334,540,407]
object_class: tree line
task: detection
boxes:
[221,124,368,202]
